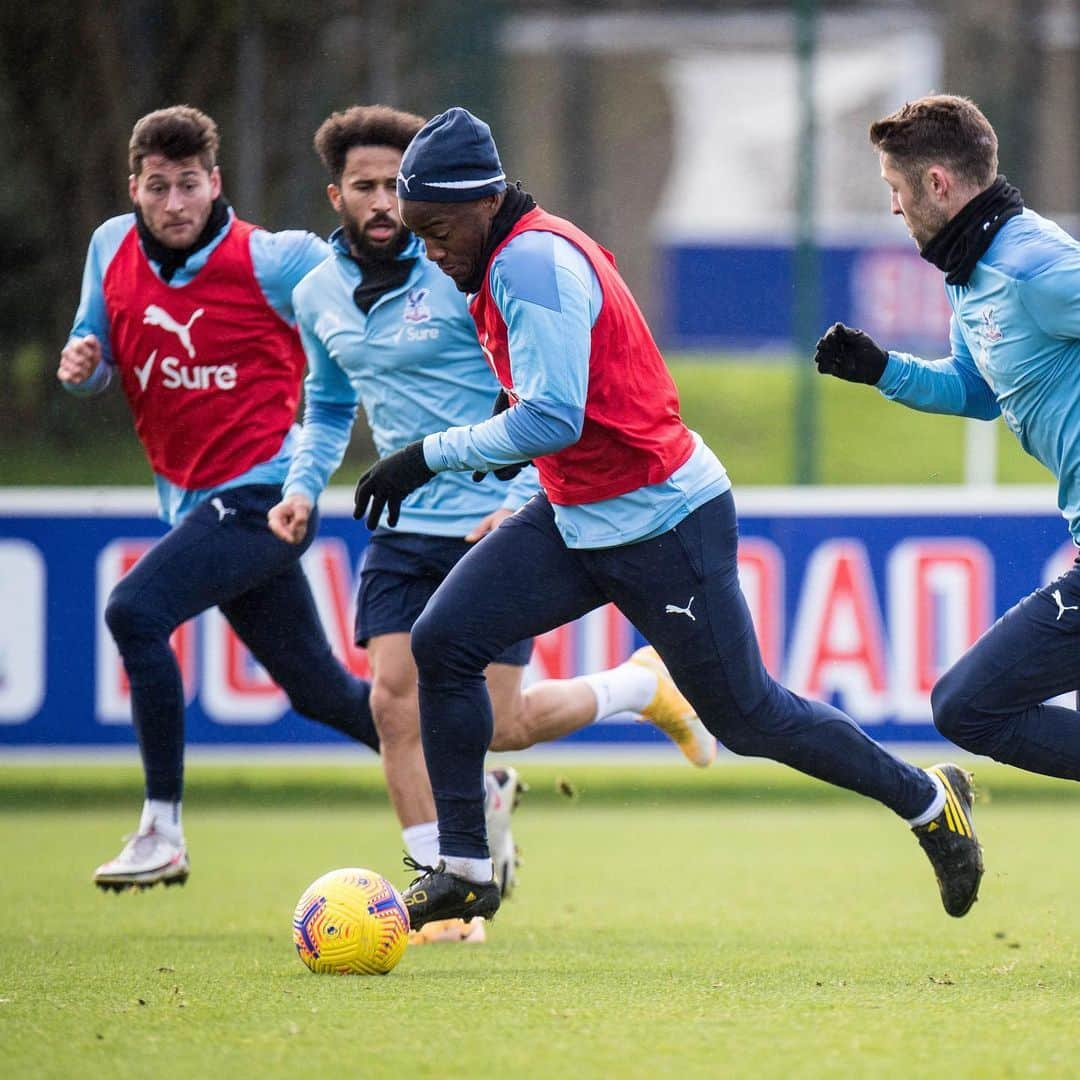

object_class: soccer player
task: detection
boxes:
[814,94,1080,787]
[351,106,984,930]
[59,106,382,892]
[266,105,718,940]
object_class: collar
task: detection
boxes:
[463,184,537,295]
[135,197,232,283]
[919,176,1025,286]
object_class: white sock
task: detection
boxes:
[906,772,946,828]
[580,662,658,722]
[441,855,494,884]
[140,799,183,843]
[402,821,440,866]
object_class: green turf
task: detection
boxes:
[3,357,1054,487]
[1,761,1078,1078]
[672,357,1051,487]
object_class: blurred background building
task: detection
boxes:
[0,0,1076,459]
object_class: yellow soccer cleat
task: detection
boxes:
[408,918,487,945]
[629,646,717,767]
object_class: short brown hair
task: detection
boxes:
[869,94,998,189]
[129,105,219,174]
[313,105,426,182]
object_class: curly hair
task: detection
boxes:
[314,105,427,182]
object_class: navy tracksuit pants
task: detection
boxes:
[932,556,1080,780]
[411,491,937,858]
[105,485,378,800]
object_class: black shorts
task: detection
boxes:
[354,528,534,667]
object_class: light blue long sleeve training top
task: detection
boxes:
[878,210,1080,541]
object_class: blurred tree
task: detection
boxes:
[0,0,505,472]
[941,0,1045,195]
[0,2,334,458]
[0,2,248,451]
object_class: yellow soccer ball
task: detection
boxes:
[292,867,410,975]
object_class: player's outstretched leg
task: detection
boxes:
[909,763,983,917]
[401,857,502,932]
[629,646,717,767]
[606,493,983,916]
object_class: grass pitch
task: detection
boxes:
[1,760,1078,1079]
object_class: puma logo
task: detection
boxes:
[664,597,696,622]
[143,304,204,358]
[210,497,236,522]
[134,350,157,391]
[397,171,417,193]
[1051,588,1079,621]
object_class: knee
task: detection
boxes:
[369,679,421,748]
[713,721,766,759]
[931,668,989,751]
[104,586,165,648]
[410,606,467,678]
[699,676,787,758]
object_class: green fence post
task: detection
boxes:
[793,0,821,484]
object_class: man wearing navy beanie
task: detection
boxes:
[356,107,983,931]
[395,107,506,204]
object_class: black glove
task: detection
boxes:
[813,323,888,385]
[470,388,532,483]
[353,440,435,530]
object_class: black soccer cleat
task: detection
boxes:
[401,858,501,932]
[912,763,984,917]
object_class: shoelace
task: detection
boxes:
[402,854,438,887]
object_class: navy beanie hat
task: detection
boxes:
[397,107,506,203]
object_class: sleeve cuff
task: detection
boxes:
[281,481,318,506]
[876,353,903,395]
[422,433,447,473]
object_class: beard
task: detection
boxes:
[342,212,409,264]
[907,183,952,251]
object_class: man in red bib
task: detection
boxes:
[59,106,380,892]
[353,107,985,930]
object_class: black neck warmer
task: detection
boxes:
[920,176,1024,286]
[462,184,537,295]
[135,196,231,283]
[350,228,416,315]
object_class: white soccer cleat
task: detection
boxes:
[629,645,717,767]
[408,917,488,946]
[484,766,525,899]
[93,827,190,892]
